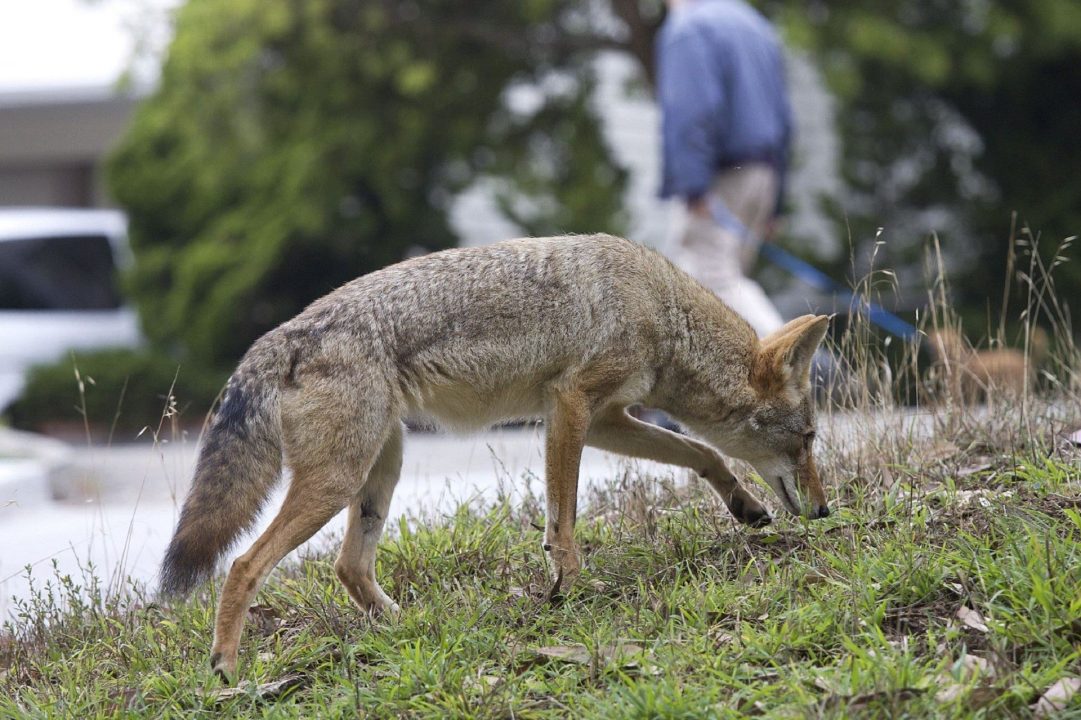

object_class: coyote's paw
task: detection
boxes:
[355,583,401,618]
[337,562,401,618]
[546,544,581,598]
[209,649,237,685]
[726,487,772,528]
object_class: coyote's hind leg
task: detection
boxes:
[210,380,394,682]
[335,422,404,615]
[209,476,352,682]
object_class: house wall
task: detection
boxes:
[0,90,136,207]
[0,163,95,207]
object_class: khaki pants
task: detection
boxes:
[672,163,784,337]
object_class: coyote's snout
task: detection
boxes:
[159,234,831,680]
[719,313,831,519]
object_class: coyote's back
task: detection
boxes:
[266,234,692,428]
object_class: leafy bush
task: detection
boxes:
[6,349,228,440]
[108,0,627,367]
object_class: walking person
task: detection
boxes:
[657,0,791,337]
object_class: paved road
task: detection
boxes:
[0,426,677,613]
[0,409,938,614]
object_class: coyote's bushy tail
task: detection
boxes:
[160,346,286,598]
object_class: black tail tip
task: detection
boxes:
[158,566,203,599]
[159,536,214,599]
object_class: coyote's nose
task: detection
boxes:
[813,504,830,519]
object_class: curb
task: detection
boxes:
[0,427,73,509]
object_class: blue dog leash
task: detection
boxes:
[758,244,918,341]
[707,199,918,340]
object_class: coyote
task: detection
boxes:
[160,234,831,680]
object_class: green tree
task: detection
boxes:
[109,0,629,367]
[774,0,1081,324]
[493,76,629,236]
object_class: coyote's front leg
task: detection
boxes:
[586,408,772,528]
[544,390,591,593]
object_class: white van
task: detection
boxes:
[0,208,141,410]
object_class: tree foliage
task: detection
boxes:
[109,0,629,366]
[492,76,629,237]
[773,0,1081,322]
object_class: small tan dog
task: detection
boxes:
[926,327,1047,403]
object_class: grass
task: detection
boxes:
[1,439,1080,717]
[2,229,1080,717]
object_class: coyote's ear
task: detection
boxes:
[782,315,830,385]
[755,315,830,392]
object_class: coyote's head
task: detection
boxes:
[720,315,831,519]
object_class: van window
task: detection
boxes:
[0,235,122,310]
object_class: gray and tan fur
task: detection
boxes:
[160,234,831,681]
[926,326,1048,403]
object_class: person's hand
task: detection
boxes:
[762,217,783,243]
[687,196,711,219]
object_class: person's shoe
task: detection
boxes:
[633,407,683,433]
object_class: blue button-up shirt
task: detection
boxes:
[657,0,792,216]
